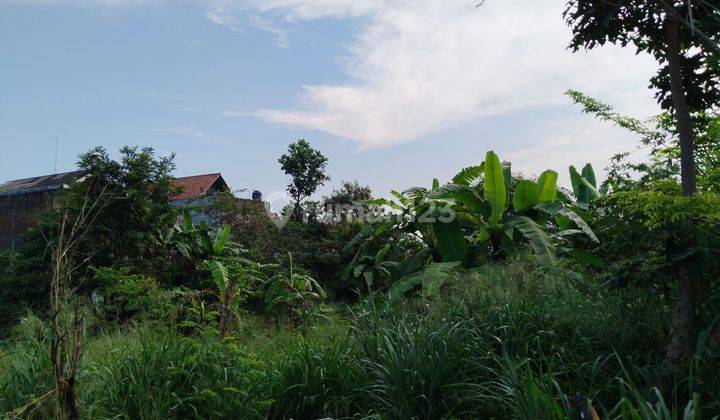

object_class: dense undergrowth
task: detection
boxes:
[2,259,718,419]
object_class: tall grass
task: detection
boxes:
[2,258,718,419]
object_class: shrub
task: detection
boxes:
[91,267,174,323]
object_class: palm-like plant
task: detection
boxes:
[264,253,326,327]
[351,151,598,267]
[170,214,272,336]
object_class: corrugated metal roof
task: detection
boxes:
[0,170,89,197]
[170,173,226,200]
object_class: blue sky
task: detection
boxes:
[1,0,661,201]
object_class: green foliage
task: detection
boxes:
[323,180,372,206]
[568,90,720,194]
[267,218,366,298]
[73,146,179,267]
[484,151,507,226]
[348,150,598,280]
[2,260,719,418]
[385,261,460,304]
[278,139,331,211]
[91,267,174,322]
[0,251,49,331]
[564,2,720,113]
[82,330,271,419]
[593,188,720,288]
[267,332,366,419]
[264,253,326,327]
[204,190,275,260]
[432,219,468,265]
[569,163,600,204]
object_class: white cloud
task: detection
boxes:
[7,0,662,161]
[228,0,660,150]
[205,0,290,47]
[137,127,237,145]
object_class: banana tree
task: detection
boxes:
[203,256,272,337]
[264,253,326,328]
[171,213,272,337]
[351,151,598,267]
[435,151,598,263]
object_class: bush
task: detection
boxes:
[91,267,174,323]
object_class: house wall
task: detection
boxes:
[0,191,55,251]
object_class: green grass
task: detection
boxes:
[2,258,719,419]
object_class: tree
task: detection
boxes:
[567,90,720,193]
[278,139,330,219]
[565,0,720,195]
[324,181,372,206]
[565,0,720,377]
[73,146,179,268]
[324,181,372,222]
[48,180,116,419]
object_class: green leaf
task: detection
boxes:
[182,213,194,231]
[513,180,539,212]
[363,271,374,288]
[506,215,557,263]
[475,228,491,243]
[375,243,391,263]
[581,163,597,188]
[432,220,468,265]
[536,170,558,203]
[176,243,191,259]
[535,203,599,243]
[365,198,403,211]
[569,165,598,203]
[342,224,373,253]
[353,263,366,278]
[483,151,506,226]
[213,225,231,254]
[568,249,605,268]
[207,260,229,293]
[579,177,600,201]
[452,164,484,186]
[559,207,598,243]
[422,262,461,298]
[432,178,440,190]
[502,161,512,199]
[569,165,583,198]
[390,190,411,206]
[385,262,460,305]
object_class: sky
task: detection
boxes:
[1,0,662,202]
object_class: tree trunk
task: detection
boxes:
[663,16,698,377]
[665,17,696,196]
[218,280,237,338]
[664,264,696,376]
[58,378,81,420]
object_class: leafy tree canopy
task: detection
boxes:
[70,146,179,267]
[565,0,720,113]
[278,139,330,209]
[324,181,372,206]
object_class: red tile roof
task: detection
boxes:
[171,173,224,200]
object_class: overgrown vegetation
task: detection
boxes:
[2,1,720,418]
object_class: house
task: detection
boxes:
[170,173,265,224]
[170,173,234,224]
[170,173,230,205]
[0,170,88,250]
[0,170,264,251]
